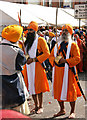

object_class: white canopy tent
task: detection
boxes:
[0,1,45,25]
[0,1,86,33]
[0,1,46,33]
[25,4,86,27]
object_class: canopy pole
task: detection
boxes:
[79,18,81,30]
[56,2,58,41]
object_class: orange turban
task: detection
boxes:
[62,24,73,35]
[2,25,23,43]
[49,32,55,37]
[74,34,78,38]
[27,21,38,31]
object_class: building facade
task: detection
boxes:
[2,0,87,8]
[2,0,28,4]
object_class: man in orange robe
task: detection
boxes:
[24,21,50,114]
[49,24,81,119]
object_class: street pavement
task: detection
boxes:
[28,71,87,120]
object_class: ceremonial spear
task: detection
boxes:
[19,9,26,54]
[18,9,29,58]
[18,9,29,90]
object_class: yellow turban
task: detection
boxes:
[27,21,38,31]
[62,24,73,35]
[2,25,23,42]
[49,32,55,37]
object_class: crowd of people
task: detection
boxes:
[36,25,87,73]
[0,21,87,119]
[23,24,87,74]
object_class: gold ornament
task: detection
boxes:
[55,55,62,64]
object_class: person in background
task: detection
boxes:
[44,30,49,43]
[49,24,81,119]
[48,32,56,52]
[74,34,84,73]
[24,21,50,114]
[0,25,30,115]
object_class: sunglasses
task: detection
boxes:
[62,29,68,32]
[28,29,34,31]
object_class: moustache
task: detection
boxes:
[27,31,35,37]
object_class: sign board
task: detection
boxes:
[74,4,87,19]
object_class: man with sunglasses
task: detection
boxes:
[24,21,50,114]
[49,24,82,119]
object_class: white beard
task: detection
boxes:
[62,33,71,42]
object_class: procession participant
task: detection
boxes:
[48,32,56,52]
[24,21,50,114]
[74,34,84,73]
[0,25,30,115]
[49,24,82,119]
[44,30,49,42]
[83,32,87,71]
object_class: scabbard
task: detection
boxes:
[77,81,86,101]
[70,66,86,101]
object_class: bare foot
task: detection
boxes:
[53,110,66,117]
[36,108,43,114]
[68,113,75,119]
[30,107,38,113]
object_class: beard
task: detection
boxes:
[62,33,71,41]
[24,31,35,53]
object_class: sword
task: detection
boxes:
[70,66,86,101]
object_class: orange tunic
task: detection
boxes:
[22,64,28,90]
[28,36,50,94]
[49,42,82,102]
